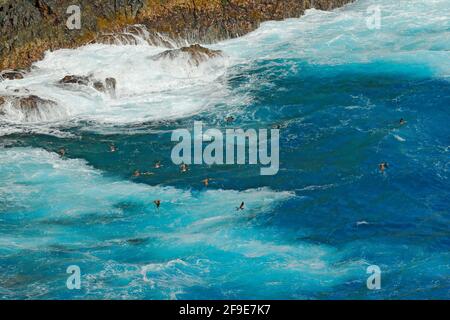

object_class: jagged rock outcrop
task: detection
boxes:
[59,75,117,97]
[95,33,141,45]
[0,70,25,80]
[151,44,223,67]
[59,75,90,86]
[0,95,56,110]
[125,25,176,48]
[0,94,58,121]
[101,77,117,98]
[94,25,177,48]
[0,0,354,71]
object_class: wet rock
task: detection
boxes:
[0,95,56,109]
[145,32,177,48]
[59,75,117,97]
[60,75,90,86]
[0,70,24,80]
[93,81,105,92]
[95,33,140,45]
[151,44,223,66]
[125,25,148,38]
[94,25,176,48]
[126,25,176,48]
[146,33,177,49]
[0,0,354,71]
[0,95,57,120]
[15,95,57,112]
[105,78,117,98]
[11,88,30,94]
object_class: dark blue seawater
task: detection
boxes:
[0,0,449,299]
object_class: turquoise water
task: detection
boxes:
[0,0,449,299]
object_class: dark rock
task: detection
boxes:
[151,44,223,66]
[126,25,176,48]
[12,88,30,94]
[95,33,140,45]
[0,70,24,80]
[146,32,176,49]
[34,0,59,23]
[0,95,56,109]
[94,25,176,48]
[125,25,147,37]
[19,95,56,109]
[0,95,57,120]
[59,75,117,97]
[60,75,90,86]
[93,81,105,92]
[15,95,57,112]
[0,0,354,70]
[105,78,117,98]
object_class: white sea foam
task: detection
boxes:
[0,42,233,129]
[140,259,202,292]
[0,149,296,298]
[0,147,314,298]
[1,0,448,134]
[213,0,450,75]
[0,147,293,232]
[0,147,378,300]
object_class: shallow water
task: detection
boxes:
[0,0,449,299]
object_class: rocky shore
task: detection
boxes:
[0,0,354,71]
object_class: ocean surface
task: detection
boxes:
[0,0,449,299]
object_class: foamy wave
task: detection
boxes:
[140,259,204,295]
[0,147,293,225]
[213,0,450,75]
[0,34,233,130]
[0,122,77,138]
[0,147,299,298]
[2,0,449,133]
